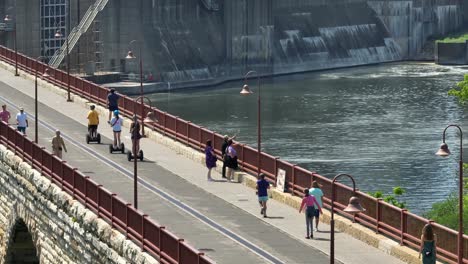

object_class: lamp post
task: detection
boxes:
[4,10,18,76]
[330,173,365,264]
[436,125,464,264]
[126,40,145,136]
[239,70,261,176]
[54,17,72,102]
[34,56,50,143]
[131,96,157,209]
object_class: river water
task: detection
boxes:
[147,62,468,215]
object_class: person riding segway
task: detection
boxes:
[86,105,101,144]
[127,114,143,161]
[109,110,125,153]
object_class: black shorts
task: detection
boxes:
[109,105,119,111]
[88,125,98,131]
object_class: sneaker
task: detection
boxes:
[230,179,236,182]
[314,228,318,232]
[222,176,227,178]
[263,215,267,218]
[305,236,310,239]
[207,178,213,181]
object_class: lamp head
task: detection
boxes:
[436,143,450,157]
[143,111,158,124]
[343,196,365,214]
[54,29,63,38]
[4,15,11,22]
[126,51,136,59]
[240,84,253,95]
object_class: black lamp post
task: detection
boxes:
[436,125,464,264]
[131,95,157,209]
[54,16,72,102]
[34,56,50,143]
[330,173,365,264]
[4,10,18,76]
[126,40,146,136]
[240,70,262,176]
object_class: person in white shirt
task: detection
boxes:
[16,107,28,135]
[109,110,123,148]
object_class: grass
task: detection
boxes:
[436,32,468,43]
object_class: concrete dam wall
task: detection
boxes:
[99,0,463,84]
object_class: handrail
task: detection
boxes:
[0,45,466,263]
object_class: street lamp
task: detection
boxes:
[4,11,19,76]
[34,56,50,143]
[436,125,464,264]
[330,173,365,264]
[240,70,261,176]
[131,96,158,209]
[126,40,145,136]
[54,19,72,102]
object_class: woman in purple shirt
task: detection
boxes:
[205,140,217,181]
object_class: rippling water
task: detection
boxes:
[148,62,468,215]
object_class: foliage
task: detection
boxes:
[448,75,468,104]
[436,32,468,43]
[368,187,406,209]
[424,194,468,233]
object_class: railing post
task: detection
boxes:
[186,122,191,146]
[163,112,167,136]
[198,126,203,152]
[376,198,383,233]
[97,184,103,218]
[160,226,166,257]
[273,157,279,186]
[291,165,296,196]
[178,238,184,262]
[400,209,408,245]
[40,147,45,175]
[84,176,90,208]
[198,252,205,264]
[125,203,131,239]
[72,168,78,199]
[175,116,178,141]
[110,193,116,228]
[241,144,245,169]
[142,214,148,251]
[60,161,66,189]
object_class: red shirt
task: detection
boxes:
[0,110,10,123]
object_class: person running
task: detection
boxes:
[256,173,270,218]
[51,130,67,159]
[205,139,217,181]
[87,105,99,138]
[16,107,28,134]
[299,189,322,239]
[309,181,324,231]
[110,110,123,149]
[130,114,142,155]
[107,88,120,123]
[419,223,436,263]
[0,104,11,124]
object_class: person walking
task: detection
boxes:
[205,140,217,181]
[107,88,120,123]
[221,134,236,178]
[299,189,322,239]
[419,223,436,263]
[256,173,270,218]
[0,104,11,124]
[51,130,67,159]
[130,114,142,155]
[226,139,238,182]
[110,110,123,149]
[16,107,28,134]
[309,181,324,231]
[87,105,99,138]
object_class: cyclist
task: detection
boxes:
[109,110,123,149]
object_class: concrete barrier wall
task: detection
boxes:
[435,41,468,65]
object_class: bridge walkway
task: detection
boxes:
[0,65,406,264]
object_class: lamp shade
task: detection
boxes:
[126,51,136,59]
[435,143,450,157]
[343,196,365,214]
[240,84,253,95]
[143,111,158,124]
[54,30,63,38]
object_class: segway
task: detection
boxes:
[86,130,101,144]
[109,143,125,154]
[127,149,144,161]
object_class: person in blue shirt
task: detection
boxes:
[107,88,120,123]
[256,173,270,218]
[309,181,324,231]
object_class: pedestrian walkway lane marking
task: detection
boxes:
[0,95,285,264]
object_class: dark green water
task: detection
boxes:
[148,62,468,215]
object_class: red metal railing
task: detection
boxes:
[0,46,467,263]
[0,121,213,264]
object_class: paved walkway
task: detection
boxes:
[0,65,406,264]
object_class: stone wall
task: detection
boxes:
[435,41,468,64]
[0,144,158,264]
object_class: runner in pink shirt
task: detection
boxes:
[299,189,322,239]
[0,104,10,124]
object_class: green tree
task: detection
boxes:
[424,194,468,234]
[448,74,468,104]
[368,187,406,209]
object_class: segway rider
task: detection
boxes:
[110,110,123,149]
[87,105,99,138]
[130,114,142,155]
[107,88,119,123]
